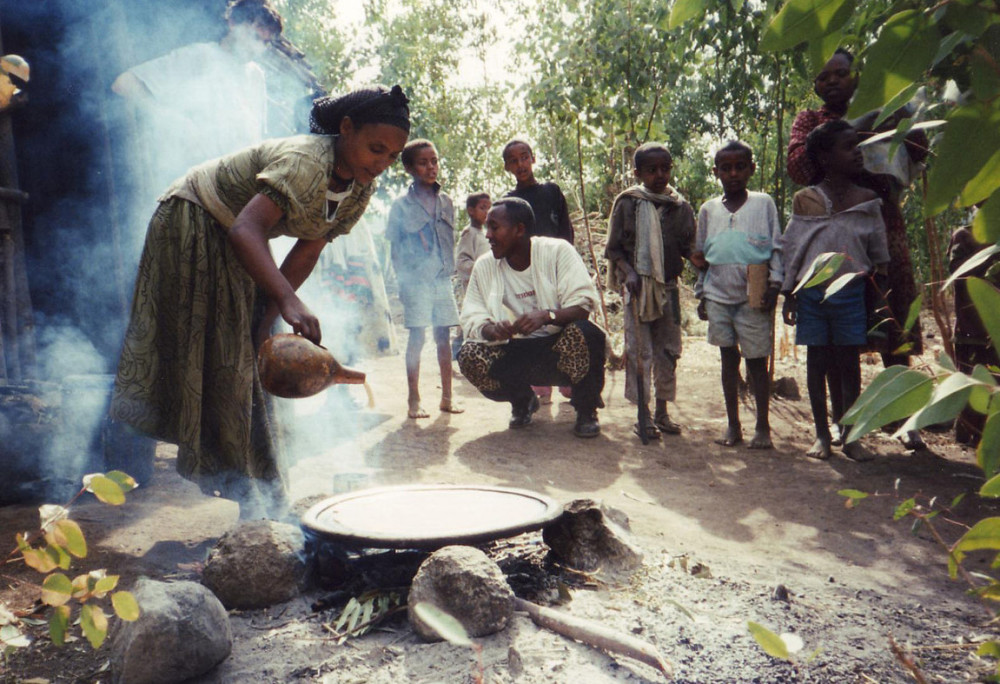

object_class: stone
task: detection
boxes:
[202,519,306,609]
[111,578,231,684]
[408,545,514,641]
[772,376,801,400]
[542,499,643,573]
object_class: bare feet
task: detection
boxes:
[805,437,832,460]
[440,397,464,414]
[714,425,743,447]
[748,429,773,450]
[408,399,430,419]
[842,441,874,462]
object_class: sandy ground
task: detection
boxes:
[3,314,999,683]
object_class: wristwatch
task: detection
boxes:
[547,309,557,323]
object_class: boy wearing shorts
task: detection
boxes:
[694,141,782,449]
[386,139,464,419]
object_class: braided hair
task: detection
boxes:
[309,85,410,136]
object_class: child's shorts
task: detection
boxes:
[795,282,866,346]
[399,274,460,329]
[705,299,773,359]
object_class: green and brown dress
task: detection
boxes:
[111,134,374,512]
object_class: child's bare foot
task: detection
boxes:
[440,397,464,414]
[408,399,430,419]
[805,437,832,460]
[748,429,773,450]
[714,425,743,447]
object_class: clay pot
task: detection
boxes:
[257,334,365,399]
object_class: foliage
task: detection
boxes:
[324,589,404,644]
[3,472,140,652]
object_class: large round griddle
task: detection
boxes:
[301,484,562,550]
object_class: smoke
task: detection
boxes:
[2,0,392,505]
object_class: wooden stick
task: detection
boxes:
[514,597,672,679]
[631,297,651,444]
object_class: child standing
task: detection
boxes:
[386,139,464,419]
[503,139,574,403]
[605,142,697,440]
[452,192,492,358]
[694,141,783,449]
[781,120,888,461]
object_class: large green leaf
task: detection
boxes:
[950,517,1000,578]
[805,28,843,75]
[794,252,845,293]
[942,244,1000,291]
[899,372,982,434]
[48,605,70,647]
[41,573,73,608]
[669,0,703,29]
[842,366,935,442]
[848,11,939,117]
[760,0,854,52]
[960,148,1000,207]
[902,294,923,333]
[926,104,1000,216]
[112,591,141,622]
[972,191,1000,244]
[967,277,1000,357]
[748,621,790,660]
[80,604,108,649]
[48,519,87,559]
[84,475,125,506]
[980,412,1000,480]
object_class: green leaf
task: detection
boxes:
[80,604,108,649]
[971,49,1000,101]
[980,412,1000,479]
[760,0,855,52]
[842,366,935,442]
[105,471,137,494]
[805,28,843,75]
[902,294,923,333]
[838,489,869,500]
[968,278,1000,357]
[48,605,70,647]
[50,520,87,559]
[41,573,74,607]
[871,83,921,130]
[942,244,1000,291]
[926,104,1000,216]
[894,498,916,521]
[794,252,845,293]
[946,3,992,37]
[669,0,703,29]
[951,492,967,509]
[848,11,939,117]
[933,31,971,68]
[980,473,1000,498]
[899,372,980,434]
[950,517,1000,578]
[20,544,60,574]
[973,193,1000,244]
[977,641,1000,659]
[821,272,860,301]
[412,602,473,647]
[93,575,119,597]
[86,475,125,506]
[748,621,790,660]
[961,148,1000,207]
[112,591,140,622]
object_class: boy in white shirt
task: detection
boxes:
[694,141,783,449]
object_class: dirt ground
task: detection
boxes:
[3,311,1000,683]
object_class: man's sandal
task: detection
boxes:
[654,415,682,435]
[633,423,661,441]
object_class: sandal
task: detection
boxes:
[633,423,661,441]
[654,415,682,435]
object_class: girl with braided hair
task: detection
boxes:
[111,86,410,518]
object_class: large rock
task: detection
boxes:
[202,519,306,609]
[111,578,231,684]
[542,499,644,573]
[408,545,513,641]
